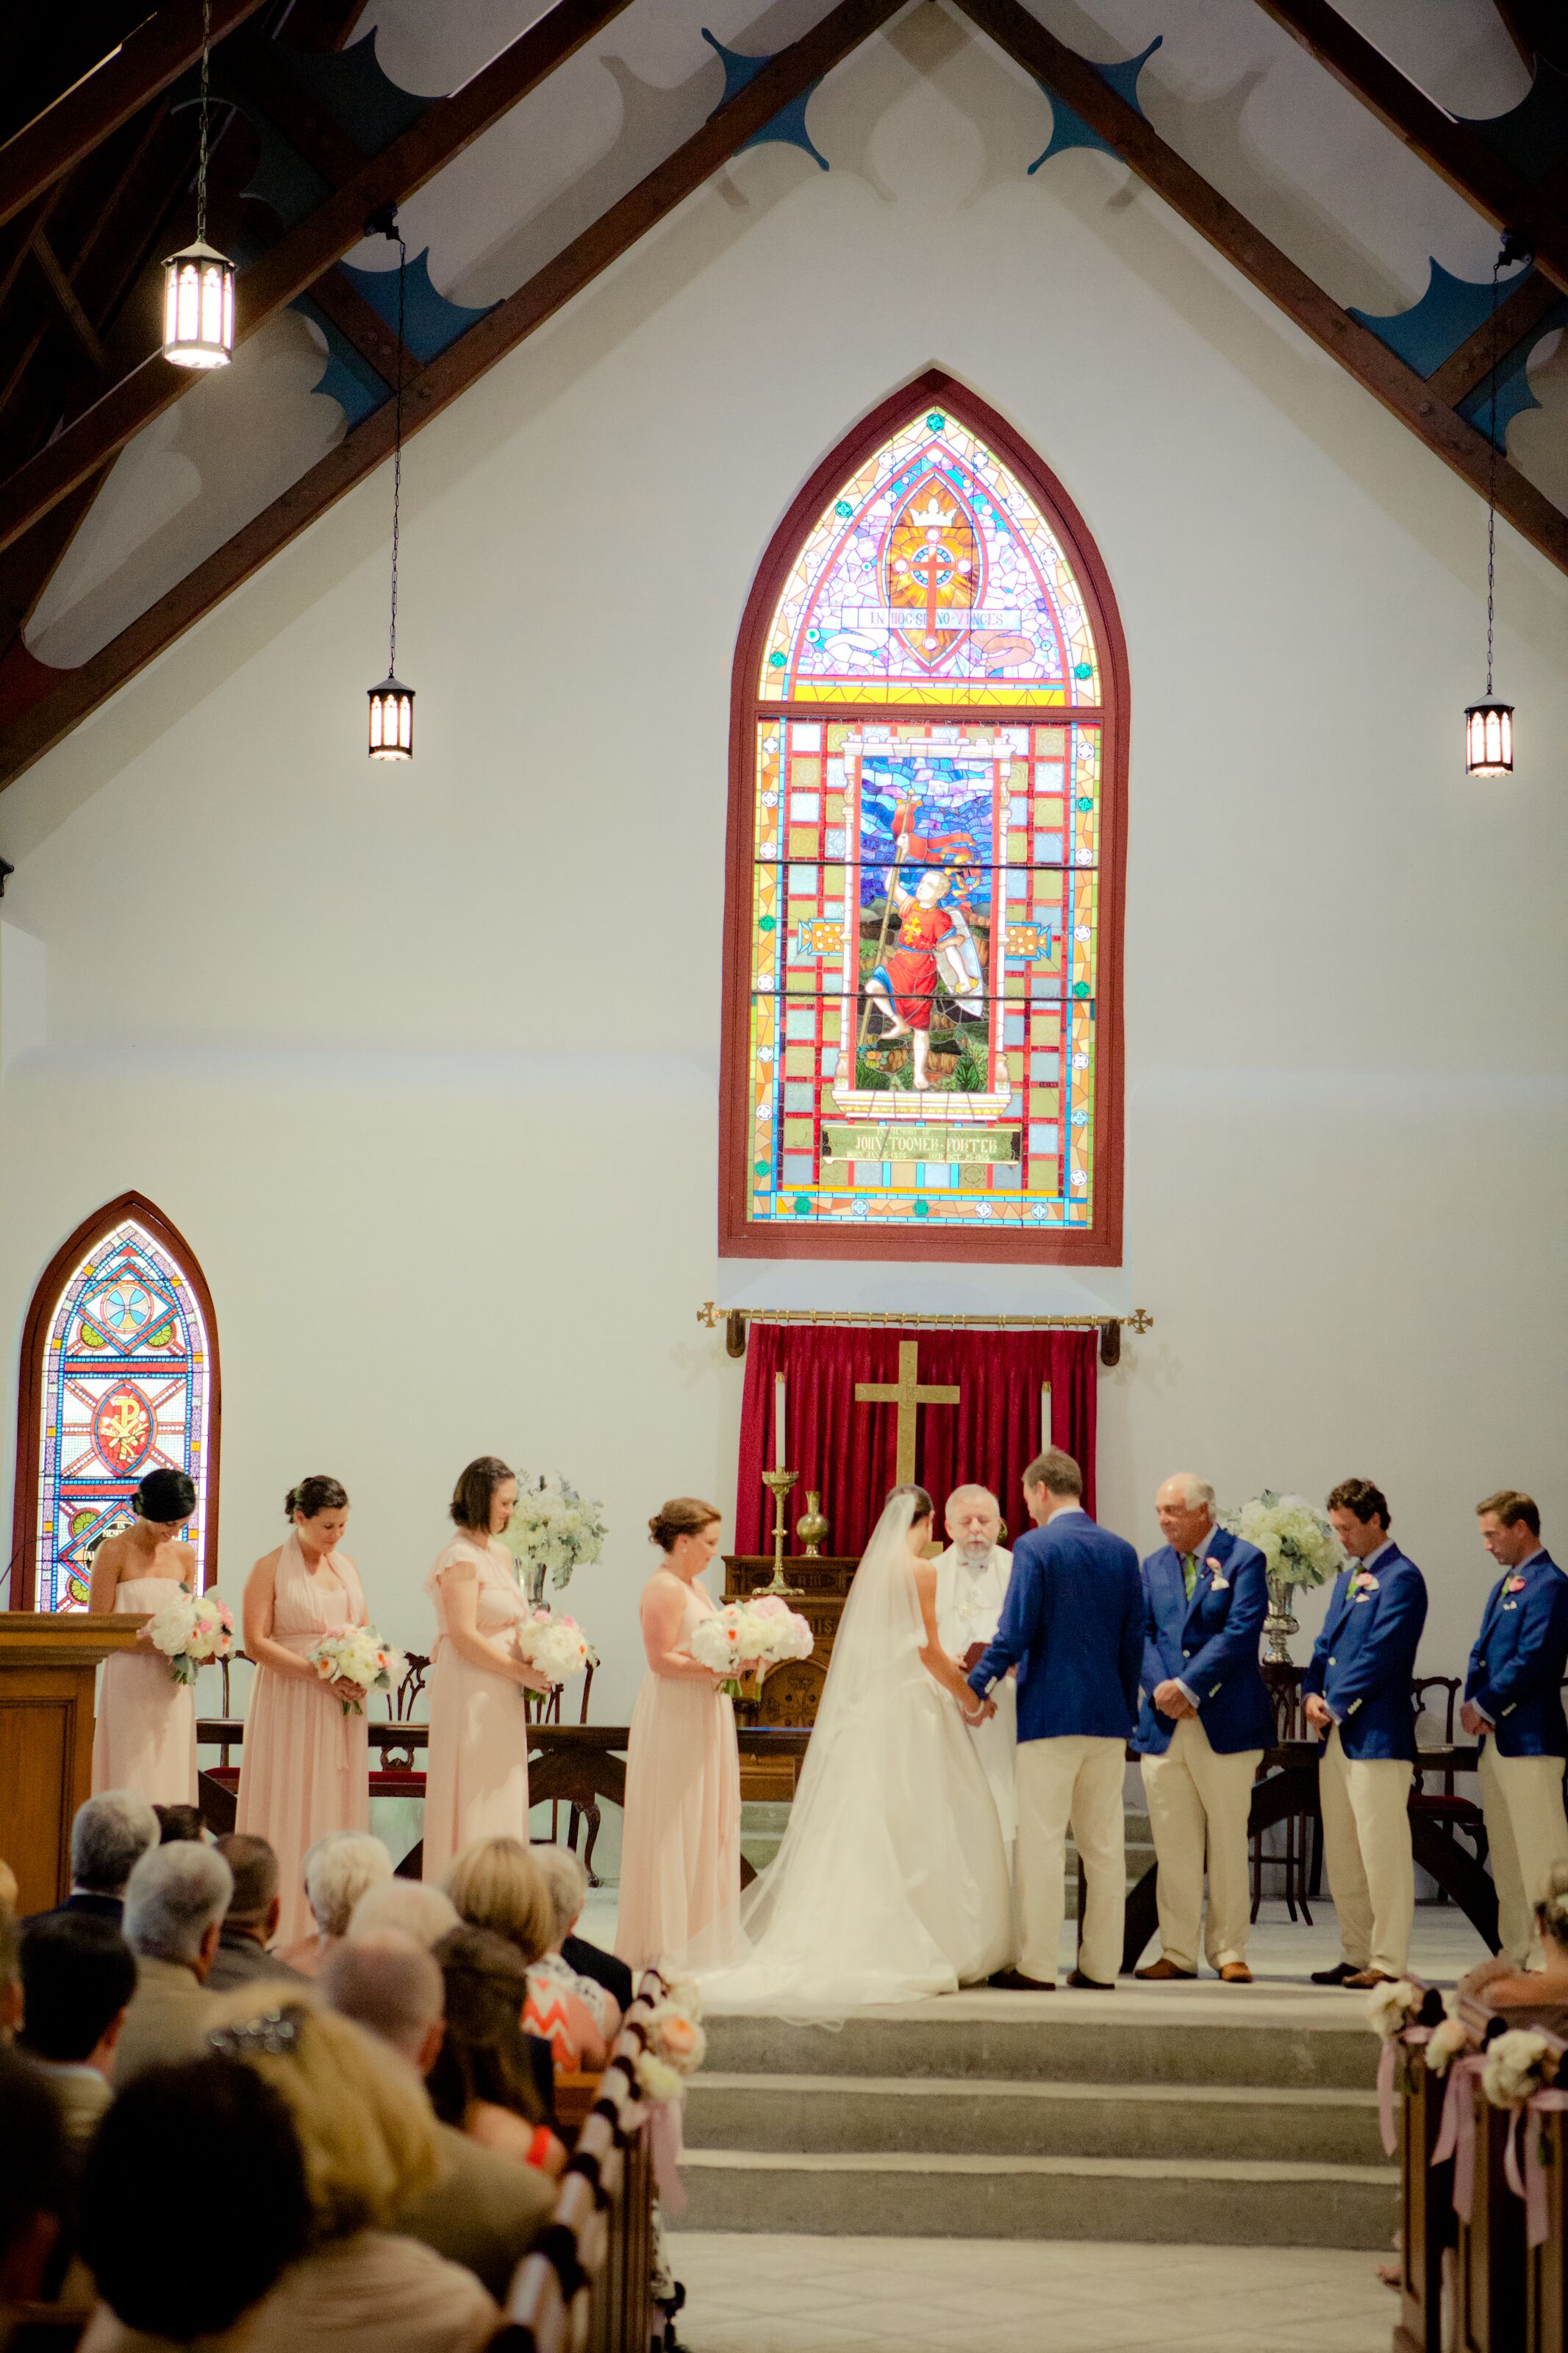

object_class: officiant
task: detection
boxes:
[936,1486,1016,1858]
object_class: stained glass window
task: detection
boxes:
[32,1214,213,1612]
[726,390,1123,1257]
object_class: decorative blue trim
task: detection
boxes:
[1458,57,1568,187]
[282,29,432,151]
[1028,35,1163,172]
[701,27,829,168]
[1348,257,1532,377]
[335,246,495,366]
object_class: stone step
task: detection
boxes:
[685,2071,1385,2166]
[670,2146,1399,2249]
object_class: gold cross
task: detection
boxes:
[854,1340,961,1488]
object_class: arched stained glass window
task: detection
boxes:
[13,1196,220,1611]
[721,376,1127,1263]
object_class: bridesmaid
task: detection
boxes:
[237,1475,373,1943]
[614,1497,742,1972]
[89,1468,201,1804]
[423,1457,554,1885]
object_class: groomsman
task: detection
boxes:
[934,1487,1016,1860]
[1461,1491,1568,1969]
[968,1449,1142,1991]
[1132,1474,1273,1985]
[1303,1479,1428,1988]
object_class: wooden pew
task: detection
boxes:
[1525,2081,1567,2353]
[1391,2036,1448,2353]
[1449,2029,1526,2353]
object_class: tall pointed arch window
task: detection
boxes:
[722,377,1126,1264]
[12,1196,221,1611]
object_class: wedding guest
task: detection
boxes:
[237,1477,373,1944]
[112,1843,232,2083]
[934,1486,1016,1861]
[1305,1478,1428,1989]
[154,1804,206,1844]
[1132,1474,1272,1985]
[428,1927,566,2179]
[615,1497,741,1973]
[80,2056,312,2352]
[445,1838,606,2071]
[17,1913,135,2149]
[279,1832,392,1977]
[26,1792,157,1928]
[533,1846,620,2035]
[323,1933,554,2296]
[423,1458,552,1887]
[1460,1490,1568,1970]
[207,1835,308,1992]
[0,2046,74,2307]
[0,1898,18,2037]
[1458,1859,1568,2021]
[89,1468,201,1807]
[349,1879,460,1949]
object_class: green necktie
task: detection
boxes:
[1182,1552,1199,1601]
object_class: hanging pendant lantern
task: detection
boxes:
[1463,234,1524,776]
[1464,698,1513,776]
[365,209,415,761]
[368,674,415,760]
[161,1,234,370]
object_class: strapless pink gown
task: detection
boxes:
[615,1586,740,1971]
[237,1536,370,1942]
[422,1536,531,1883]
[90,1577,198,1804]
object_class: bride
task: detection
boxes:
[687,1483,1014,2017]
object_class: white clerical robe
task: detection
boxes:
[934,1542,1017,1850]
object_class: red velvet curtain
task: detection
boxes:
[734,1324,1098,1556]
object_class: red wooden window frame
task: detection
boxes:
[719,371,1129,1265]
[10,1191,223,1610]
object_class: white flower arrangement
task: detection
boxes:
[1482,2028,1559,2108]
[146,1585,234,1685]
[634,2049,684,2105]
[645,1995,707,2079]
[1424,2013,1473,2077]
[306,1625,407,1716]
[503,1471,607,1596]
[1365,1978,1426,2043]
[689,1599,815,1698]
[1220,1490,1345,1591]
[514,1607,597,1686]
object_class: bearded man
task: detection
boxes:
[935,1485,1015,1858]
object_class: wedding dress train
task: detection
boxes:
[687,1492,1014,2019]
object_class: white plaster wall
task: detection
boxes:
[1,25,1564,1711]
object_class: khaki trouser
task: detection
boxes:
[1015,1735,1125,1987]
[1319,1726,1414,1976]
[1478,1743,1568,1967]
[1140,1715,1262,1972]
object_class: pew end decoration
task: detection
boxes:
[146,1585,233,1684]
[1221,1489,1345,1663]
[515,1608,597,1686]
[306,1625,407,1715]
[504,1470,608,1603]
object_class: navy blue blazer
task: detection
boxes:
[1301,1543,1428,1762]
[967,1509,1142,1743]
[1465,1550,1568,1759]
[1131,1528,1275,1757]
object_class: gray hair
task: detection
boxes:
[71,1790,159,1894]
[304,1833,391,1938]
[945,1485,999,1520]
[347,1878,459,1949]
[323,1932,443,2065]
[533,1845,587,1944]
[123,1842,233,1963]
[1161,1473,1216,1513]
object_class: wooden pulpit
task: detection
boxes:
[0,1613,147,1913]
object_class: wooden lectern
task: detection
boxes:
[0,1613,147,1914]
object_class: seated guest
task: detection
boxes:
[323,1933,553,2295]
[26,1792,157,1927]
[531,1847,620,2036]
[211,2000,500,2353]
[18,1914,136,2149]
[0,2046,73,2307]
[445,1838,606,2072]
[112,1843,232,2084]
[207,1836,308,1993]
[80,2057,312,2352]
[280,1832,393,1977]
[0,1861,16,1915]
[153,1805,207,1846]
[429,1927,566,2179]
[0,1899,19,2038]
[562,1917,631,2018]
[348,1881,460,1949]
[1459,1859,1568,2021]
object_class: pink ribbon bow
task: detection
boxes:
[1376,2026,1431,2156]
[1431,2054,1489,2221]
[1503,2087,1568,2248]
[647,2093,687,2217]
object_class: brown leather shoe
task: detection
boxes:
[1067,1968,1114,1990]
[1218,1963,1253,1984]
[989,1967,1055,1991]
[1343,1968,1397,1990]
[1134,1957,1198,1981]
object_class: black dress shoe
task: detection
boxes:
[1310,1961,1361,1986]
[1067,1968,1114,1990]
[989,1967,1055,1991]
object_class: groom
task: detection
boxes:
[968,1449,1142,1990]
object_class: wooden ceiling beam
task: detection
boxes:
[1248,0,1568,297]
[0,0,911,789]
[1489,0,1568,79]
[951,0,1568,576]
[28,232,110,371]
[1423,269,1563,406]
[0,0,269,230]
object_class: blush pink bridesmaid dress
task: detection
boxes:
[237,1534,370,1942]
[90,1576,198,1804]
[422,1535,531,1884]
[614,1585,740,1971]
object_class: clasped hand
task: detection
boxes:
[1303,1692,1333,1732]
[962,1692,996,1725]
[1153,1678,1197,1721]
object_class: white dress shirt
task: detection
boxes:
[935,1540,1017,1849]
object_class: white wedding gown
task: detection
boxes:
[686,1493,1014,2019]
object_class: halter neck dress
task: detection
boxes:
[614,1581,740,1972]
[90,1574,198,1804]
[422,1535,531,1883]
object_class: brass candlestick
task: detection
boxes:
[795,1490,829,1557]
[760,1468,804,1596]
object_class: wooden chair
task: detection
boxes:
[1410,1675,1488,1885]
[1250,1660,1314,1922]
[525,1665,601,1879]
[373,1652,431,1797]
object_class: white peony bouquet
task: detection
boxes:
[1364,1978,1426,2043]
[307,1625,407,1716]
[515,1607,597,1686]
[146,1585,234,1685]
[504,1471,607,1597]
[690,1599,814,1698]
[1482,2027,1559,2107]
[1424,2013,1473,2077]
[1221,1490,1345,1590]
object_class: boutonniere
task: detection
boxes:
[1351,1571,1379,1599]
[1203,1557,1229,1590]
[1505,1576,1527,1594]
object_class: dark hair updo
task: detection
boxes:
[451,1457,514,1531]
[887,1482,934,1527]
[648,1497,722,1552]
[134,1468,196,1524]
[286,1474,349,1521]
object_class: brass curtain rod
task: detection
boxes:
[697,1302,1153,1363]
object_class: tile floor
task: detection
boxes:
[669,2232,1397,2352]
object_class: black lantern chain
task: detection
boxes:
[367,207,415,760]
[1464,230,1527,776]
